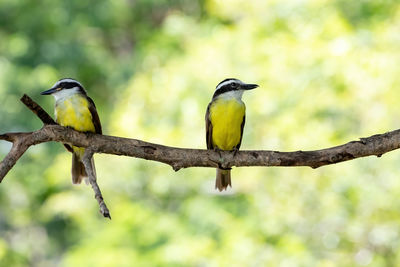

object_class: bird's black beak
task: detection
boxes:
[241,83,259,90]
[40,87,58,95]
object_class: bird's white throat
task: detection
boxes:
[53,87,81,101]
[216,90,244,100]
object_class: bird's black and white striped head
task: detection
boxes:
[212,78,258,100]
[41,78,87,100]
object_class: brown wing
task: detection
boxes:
[205,103,214,149]
[87,96,102,134]
[235,114,245,150]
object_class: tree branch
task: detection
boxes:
[0,135,30,182]
[1,95,400,216]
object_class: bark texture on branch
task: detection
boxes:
[2,123,399,176]
[1,95,400,216]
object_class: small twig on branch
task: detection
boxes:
[20,94,57,125]
[82,148,111,219]
[20,94,73,152]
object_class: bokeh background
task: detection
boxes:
[1,0,400,266]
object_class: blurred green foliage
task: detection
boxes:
[1,0,400,266]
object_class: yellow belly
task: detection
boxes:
[55,95,95,158]
[209,98,245,151]
[55,95,95,132]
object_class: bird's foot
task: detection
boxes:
[213,147,223,158]
[232,148,239,157]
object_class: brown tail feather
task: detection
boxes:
[71,153,87,184]
[215,168,231,191]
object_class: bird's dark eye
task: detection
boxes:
[62,82,78,89]
[231,83,238,88]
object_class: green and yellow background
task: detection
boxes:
[1,0,400,266]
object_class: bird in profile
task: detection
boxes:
[205,78,258,191]
[41,78,102,184]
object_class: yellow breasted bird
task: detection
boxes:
[41,78,102,184]
[206,78,258,191]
